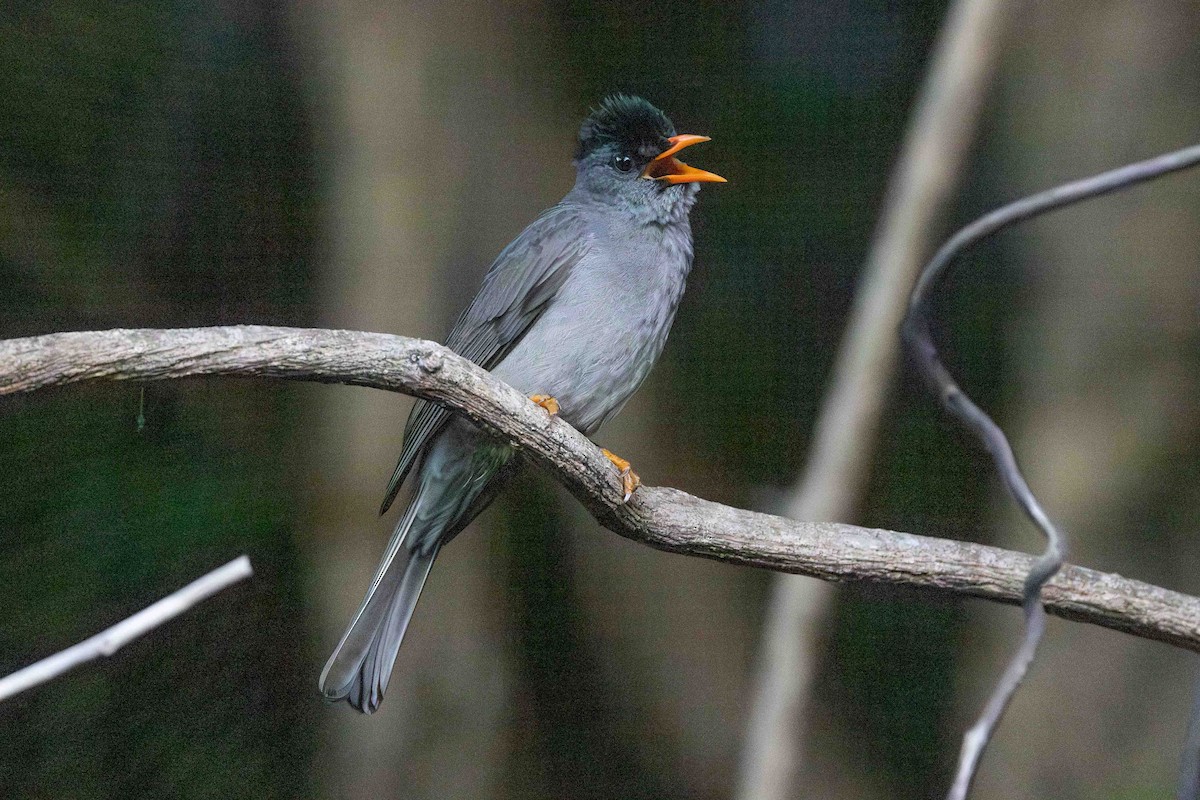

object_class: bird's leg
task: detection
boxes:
[530,394,560,415]
[600,448,641,503]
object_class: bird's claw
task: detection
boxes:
[601,448,641,503]
[530,394,560,415]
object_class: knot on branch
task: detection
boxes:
[409,350,444,375]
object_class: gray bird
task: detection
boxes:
[319,94,725,713]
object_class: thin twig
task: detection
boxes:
[901,142,1200,799]
[0,556,253,701]
[2,327,1200,653]
[739,2,1016,796]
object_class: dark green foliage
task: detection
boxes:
[496,476,685,800]
[0,1,319,797]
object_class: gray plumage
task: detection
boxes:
[320,95,718,713]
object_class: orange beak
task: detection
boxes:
[641,134,727,185]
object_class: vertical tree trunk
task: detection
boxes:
[288,3,564,798]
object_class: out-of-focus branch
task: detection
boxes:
[902,142,1200,799]
[739,2,1017,797]
[0,556,253,702]
[3,327,1200,653]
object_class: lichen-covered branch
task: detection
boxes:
[2,325,1199,652]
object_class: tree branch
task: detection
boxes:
[0,556,253,701]
[2,325,1199,653]
[903,141,1200,799]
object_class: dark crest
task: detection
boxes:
[575,94,676,161]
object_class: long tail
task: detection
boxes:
[319,491,441,714]
[320,422,515,713]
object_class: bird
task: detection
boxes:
[319,94,725,713]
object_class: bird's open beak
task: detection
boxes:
[641,134,727,185]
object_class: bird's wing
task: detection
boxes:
[379,204,590,514]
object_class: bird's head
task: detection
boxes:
[572,94,725,221]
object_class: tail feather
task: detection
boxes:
[320,546,439,713]
[319,487,439,713]
[320,423,515,713]
[346,546,437,712]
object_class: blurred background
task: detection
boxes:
[1,1,1198,798]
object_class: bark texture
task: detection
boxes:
[3,325,1198,654]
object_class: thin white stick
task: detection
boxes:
[0,555,253,701]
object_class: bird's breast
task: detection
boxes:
[492,223,693,435]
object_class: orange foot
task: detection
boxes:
[601,448,641,503]
[530,394,560,415]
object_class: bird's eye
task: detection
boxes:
[612,154,636,173]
